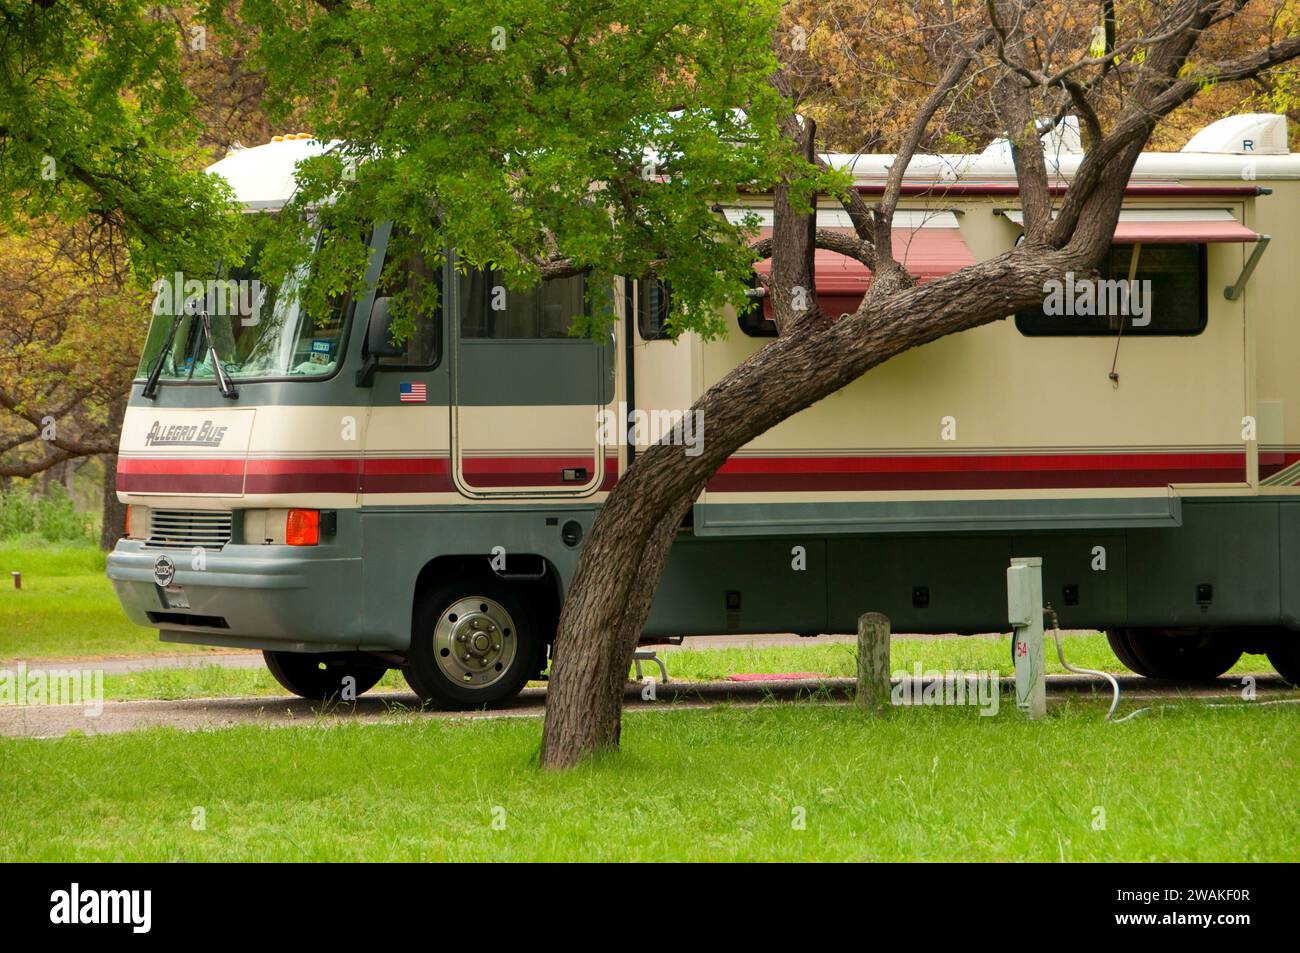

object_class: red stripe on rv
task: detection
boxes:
[119,451,1248,496]
[246,458,363,494]
[362,457,454,494]
[459,456,616,489]
[117,455,618,494]
[118,458,244,474]
[116,457,245,494]
[1259,451,1300,482]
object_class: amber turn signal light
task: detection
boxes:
[285,509,320,546]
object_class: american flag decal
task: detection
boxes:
[399,381,427,403]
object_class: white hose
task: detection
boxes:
[1050,622,1121,721]
[1045,609,1296,722]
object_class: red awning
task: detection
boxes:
[1113,219,1260,243]
[750,213,976,319]
[1001,208,1261,244]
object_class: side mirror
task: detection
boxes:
[365,297,404,358]
[356,296,403,387]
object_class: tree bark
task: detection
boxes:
[100,455,126,551]
[99,392,128,551]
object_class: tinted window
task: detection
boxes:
[461,269,587,339]
[376,235,442,367]
[1016,243,1206,336]
[638,278,673,340]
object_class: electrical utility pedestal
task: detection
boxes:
[1007,556,1046,719]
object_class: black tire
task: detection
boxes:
[404,574,545,710]
[1105,628,1157,677]
[1120,628,1243,681]
[1265,635,1300,685]
[263,651,386,700]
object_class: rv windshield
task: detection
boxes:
[136,238,351,383]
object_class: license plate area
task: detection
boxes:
[159,585,190,609]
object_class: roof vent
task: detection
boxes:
[1182,114,1289,155]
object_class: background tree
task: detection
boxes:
[232,0,803,332]
[785,0,1300,153]
[0,1,276,545]
[0,226,142,545]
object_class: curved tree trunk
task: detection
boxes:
[541,238,1106,768]
[539,94,1150,768]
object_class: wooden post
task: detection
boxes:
[11,572,19,591]
[856,612,891,713]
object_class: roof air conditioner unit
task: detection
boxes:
[1182,114,1289,155]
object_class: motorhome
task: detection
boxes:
[107,115,1300,707]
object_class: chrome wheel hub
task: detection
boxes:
[432,596,517,689]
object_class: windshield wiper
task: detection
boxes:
[196,310,239,400]
[141,313,185,400]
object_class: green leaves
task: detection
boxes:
[232,0,815,338]
[0,1,243,279]
[0,0,836,340]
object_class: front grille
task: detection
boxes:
[145,510,233,550]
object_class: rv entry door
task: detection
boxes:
[450,265,613,496]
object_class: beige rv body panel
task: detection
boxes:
[695,193,1258,509]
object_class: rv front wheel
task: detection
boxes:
[405,577,541,709]
[263,651,387,701]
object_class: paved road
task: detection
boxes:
[1,673,1294,739]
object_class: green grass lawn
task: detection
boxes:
[3,544,1295,862]
[2,700,1295,861]
[0,542,224,660]
[659,637,1275,681]
[89,637,1277,702]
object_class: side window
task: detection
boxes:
[1015,243,1206,336]
[377,235,442,366]
[460,268,588,339]
[638,278,673,340]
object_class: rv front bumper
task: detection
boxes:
[107,540,392,653]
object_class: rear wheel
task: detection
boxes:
[263,651,387,700]
[404,575,545,710]
[1265,635,1300,685]
[1104,628,1155,677]
[1106,627,1242,681]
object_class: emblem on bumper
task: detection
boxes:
[152,554,176,588]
